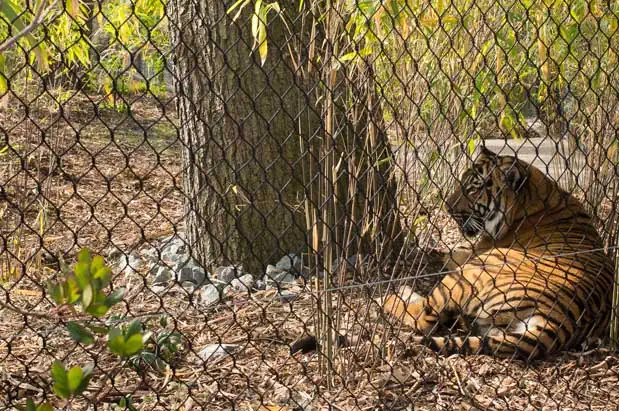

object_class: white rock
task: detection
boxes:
[275,253,302,272]
[177,266,194,283]
[192,267,208,286]
[153,267,173,285]
[141,247,160,262]
[230,274,255,292]
[216,265,244,284]
[197,344,239,365]
[200,284,223,306]
[265,265,296,286]
[162,237,185,258]
[128,255,142,271]
[151,285,167,295]
[271,381,312,410]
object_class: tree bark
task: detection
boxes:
[167,0,316,274]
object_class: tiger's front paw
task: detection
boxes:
[382,286,424,329]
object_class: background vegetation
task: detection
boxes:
[2,0,619,408]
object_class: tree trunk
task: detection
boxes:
[168,0,403,275]
[167,0,315,274]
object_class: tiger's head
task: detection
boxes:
[445,146,533,241]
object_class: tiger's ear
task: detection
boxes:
[478,145,496,159]
[503,162,526,191]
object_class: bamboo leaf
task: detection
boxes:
[66,0,80,18]
[251,0,263,43]
[227,0,250,21]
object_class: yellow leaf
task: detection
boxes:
[66,0,80,18]
[419,15,438,28]
[339,51,357,63]
[442,15,458,25]
[436,0,449,14]
[258,39,268,65]
[251,0,263,41]
[34,46,50,73]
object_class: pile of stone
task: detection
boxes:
[116,235,307,306]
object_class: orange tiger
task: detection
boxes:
[383,147,615,360]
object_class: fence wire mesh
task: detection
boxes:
[1,0,619,409]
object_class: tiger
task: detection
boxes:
[382,146,615,360]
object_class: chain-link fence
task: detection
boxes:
[2,0,619,409]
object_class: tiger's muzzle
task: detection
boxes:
[452,213,483,238]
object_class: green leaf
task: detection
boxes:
[0,0,37,50]
[68,364,92,396]
[126,320,143,338]
[0,55,7,94]
[47,281,64,304]
[81,284,93,308]
[500,112,516,136]
[74,261,91,289]
[570,0,587,23]
[480,39,494,56]
[67,366,84,393]
[1,1,25,31]
[25,400,54,411]
[257,28,268,65]
[108,326,121,341]
[257,2,269,66]
[64,278,81,304]
[86,302,110,318]
[266,2,280,13]
[467,138,477,155]
[51,360,70,399]
[107,325,144,357]
[77,248,92,264]
[67,322,95,345]
[124,333,144,356]
[107,334,126,356]
[90,255,105,275]
[359,47,372,58]
[93,266,111,284]
[559,23,579,43]
[442,14,458,26]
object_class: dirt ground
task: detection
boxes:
[1,93,619,410]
